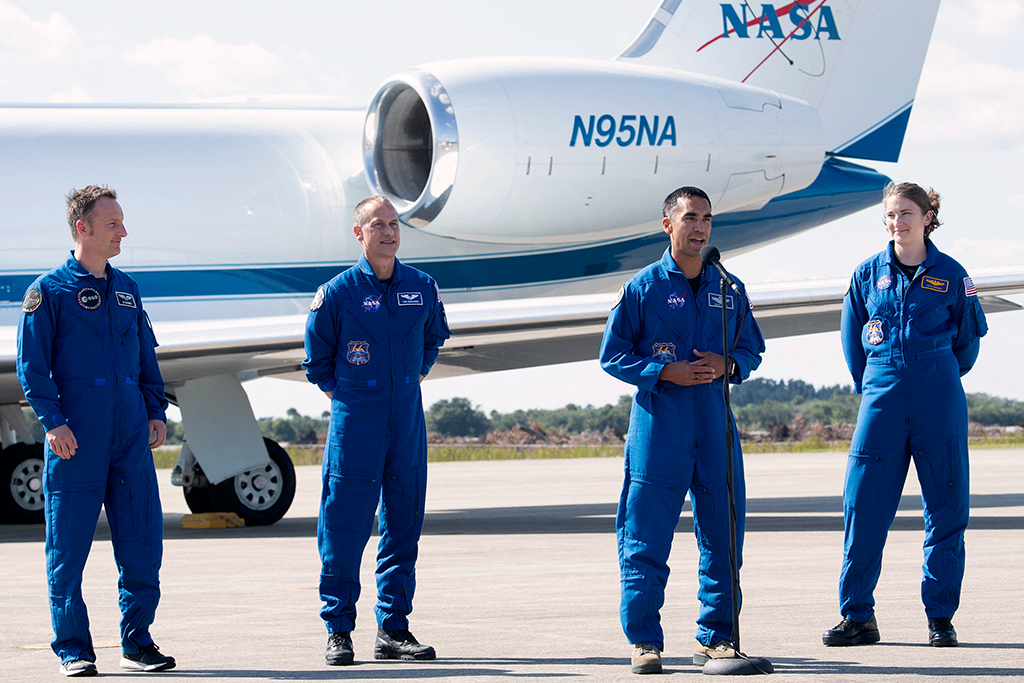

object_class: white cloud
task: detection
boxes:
[946,237,1024,266]
[127,34,280,94]
[0,2,76,60]
[912,40,1024,146]
[945,0,1024,40]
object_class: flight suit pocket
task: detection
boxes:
[844,450,887,512]
[46,489,102,551]
[105,472,142,542]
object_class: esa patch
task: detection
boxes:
[310,286,325,311]
[866,319,884,345]
[652,342,677,363]
[21,288,42,313]
[346,340,370,365]
[397,291,423,306]
[708,292,735,310]
[875,274,892,290]
[362,294,382,312]
[77,287,101,310]
[666,292,686,310]
[115,291,136,308]
[964,276,977,297]
[921,276,949,293]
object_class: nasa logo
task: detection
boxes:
[77,287,102,311]
[362,294,382,312]
[717,2,841,42]
[876,274,892,291]
[652,342,677,363]
[866,320,884,345]
[347,341,370,365]
[570,115,677,148]
[666,291,686,310]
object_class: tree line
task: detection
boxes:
[144,378,1024,444]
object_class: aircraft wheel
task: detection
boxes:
[183,484,218,514]
[211,438,295,526]
[1,443,46,524]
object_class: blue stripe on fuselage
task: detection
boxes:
[0,159,887,301]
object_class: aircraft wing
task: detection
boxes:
[8,268,1020,401]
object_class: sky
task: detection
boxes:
[3,0,1023,419]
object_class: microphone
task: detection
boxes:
[700,245,742,296]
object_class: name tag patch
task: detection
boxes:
[652,342,677,363]
[921,276,949,293]
[708,292,735,309]
[398,292,423,306]
[115,291,136,308]
[77,287,101,310]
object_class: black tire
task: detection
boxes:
[210,438,295,526]
[183,484,218,514]
[0,443,46,524]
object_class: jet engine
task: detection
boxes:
[363,57,825,245]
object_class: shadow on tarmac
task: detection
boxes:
[2,492,1023,543]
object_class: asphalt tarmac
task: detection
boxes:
[2,449,1022,681]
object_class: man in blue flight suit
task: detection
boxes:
[823,183,987,648]
[600,187,764,675]
[304,195,450,666]
[17,186,174,677]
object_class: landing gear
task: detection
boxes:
[182,438,295,526]
[0,443,45,524]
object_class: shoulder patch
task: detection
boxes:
[963,276,977,297]
[310,286,325,311]
[22,288,42,313]
[612,286,624,309]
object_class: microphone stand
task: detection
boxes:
[703,273,773,677]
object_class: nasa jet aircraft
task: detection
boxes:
[2,0,1021,524]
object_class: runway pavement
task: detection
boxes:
[2,449,1022,681]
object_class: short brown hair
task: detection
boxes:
[66,186,117,239]
[883,182,941,238]
[353,195,395,227]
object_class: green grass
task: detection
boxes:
[152,433,1023,470]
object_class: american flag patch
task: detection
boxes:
[964,277,977,297]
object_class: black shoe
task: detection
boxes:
[59,660,97,677]
[120,643,176,672]
[374,628,436,660]
[822,617,880,646]
[326,632,354,666]
[928,618,958,647]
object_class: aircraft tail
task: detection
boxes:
[616,0,940,163]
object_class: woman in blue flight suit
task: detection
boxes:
[823,183,987,648]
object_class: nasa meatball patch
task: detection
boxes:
[666,292,686,310]
[875,274,892,290]
[77,287,102,310]
[362,294,381,312]
[22,288,42,313]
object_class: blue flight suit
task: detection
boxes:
[600,247,765,650]
[303,254,450,634]
[839,241,987,622]
[16,253,168,665]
